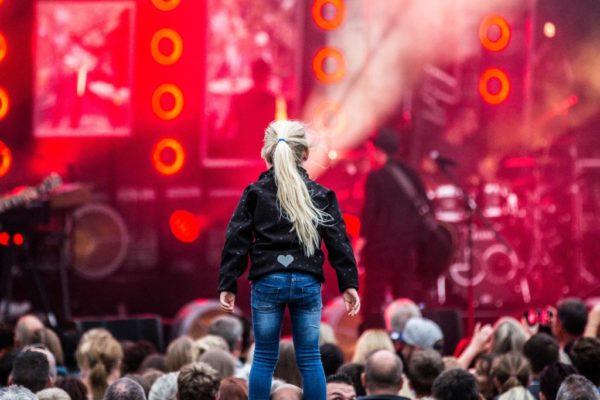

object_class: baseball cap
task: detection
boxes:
[402,317,444,350]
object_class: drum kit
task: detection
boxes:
[428,154,576,308]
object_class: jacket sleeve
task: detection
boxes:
[321,190,359,293]
[218,186,254,294]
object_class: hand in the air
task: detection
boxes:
[219,291,236,313]
[343,288,361,317]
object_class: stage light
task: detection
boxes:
[312,0,346,31]
[479,15,511,52]
[0,86,9,120]
[0,33,6,63]
[275,95,288,120]
[153,138,185,175]
[151,28,183,65]
[313,100,347,136]
[169,210,201,243]
[328,150,338,160]
[479,68,510,105]
[151,0,181,11]
[312,47,346,84]
[544,22,556,38]
[13,233,23,246]
[152,83,184,120]
[0,140,11,178]
[0,232,8,247]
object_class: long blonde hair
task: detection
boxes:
[261,120,331,256]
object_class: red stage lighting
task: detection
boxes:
[13,233,23,246]
[0,140,11,178]
[479,68,511,105]
[0,33,6,63]
[151,28,183,66]
[152,83,184,120]
[0,86,9,120]
[312,0,346,31]
[312,47,346,84]
[151,0,181,11]
[169,210,201,243]
[0,232,8,247]
[342,213,361,239]
[153,138,185,175]
[479,15,511,52]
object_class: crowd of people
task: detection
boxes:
[0,296,599,399]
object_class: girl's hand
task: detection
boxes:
[343,288,361,317]
[220,291,236,313]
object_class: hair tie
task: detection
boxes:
[277,138,287,143]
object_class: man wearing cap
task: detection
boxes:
[358,128,432,332]
[400,317,444,366]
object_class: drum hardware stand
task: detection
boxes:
[437,164,515,334]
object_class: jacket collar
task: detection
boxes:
[259,166,308,180]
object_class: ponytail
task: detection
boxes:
[261,120,332,256]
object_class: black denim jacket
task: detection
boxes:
[218,168,359,294]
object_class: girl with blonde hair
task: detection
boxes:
[218,120,360,400]
[351,329,395,363]
[75,328,123,400]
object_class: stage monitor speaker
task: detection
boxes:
[74,314,163,351]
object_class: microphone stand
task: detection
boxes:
[436,162,515,334]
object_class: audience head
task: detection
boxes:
[432,368,480,400]
[352,329,394,363]
[273,340,301,388]
[362,349,404,395]
[193,335,229,361]
[492,352,531,394]
[320,323,338,346]
[271,383,303,400]
[568,337,600,386]
[208,315,243,356]
[523,333,559,376]
[326,373,356,400]
[30,328,65,366]
[55,376,88,400]
[556,375,598,400]
[539,362,578,400]
[14,315,44,347]
[148,372,178,400]
[198,348,236,379]
[165,336,194,372]
[121,340,156,375]
[407,348,444,397]
[384,298,422,334]
[103,377,146,400]
[0,385,37,400]
[177,362,220,400]
[139,354,166,373]
[491,317,528,355]
[554,298,587,343]
[321,343,345,377]
[338,362,366,397]
[36,387,71,400]
[10,349,50,393]
[22,344,57,383]
[75,328,123,400]
[218,377,248,400]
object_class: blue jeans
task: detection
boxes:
[248,272,325,400]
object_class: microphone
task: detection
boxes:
[429,150,457,167]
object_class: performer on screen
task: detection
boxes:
[357,128,431,332]
[218,120,360,400]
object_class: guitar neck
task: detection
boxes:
[0,192,30,214]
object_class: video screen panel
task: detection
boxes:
[34,1,134,137]
[202,0,301,164]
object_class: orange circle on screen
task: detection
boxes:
[479,68,511,105]
[479,15,511,52]
[0,140,12,178]
[312,0,346,30]
[312,47,346,84]
[0,87,9,120]
[152,84,184,120]
[151,28,183,65]
[153,138,185,175]
[0,33,7,63]
[151,0,181,11]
